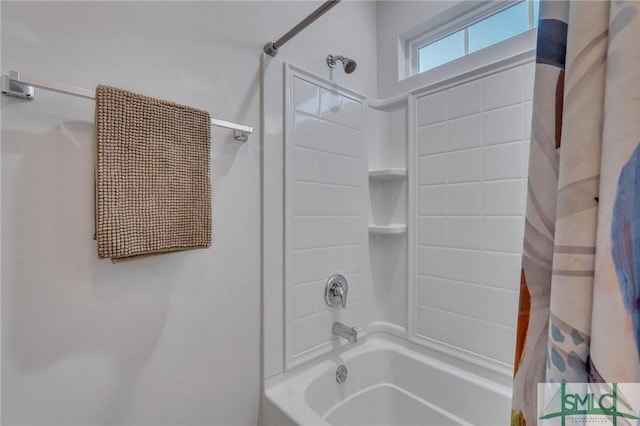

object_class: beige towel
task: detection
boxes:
[95,86,211,262]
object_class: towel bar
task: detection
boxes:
[1,71,253,141]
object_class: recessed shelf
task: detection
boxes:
[369,168,407,181]
[369,224,407,235]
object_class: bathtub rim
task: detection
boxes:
[264,330,513,426]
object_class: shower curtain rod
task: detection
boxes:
[1,71,254,141]
[264,0,341,57]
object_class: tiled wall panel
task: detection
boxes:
[415,62,534,365]
[287,75,364,364]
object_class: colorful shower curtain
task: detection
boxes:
[511,0,640,424]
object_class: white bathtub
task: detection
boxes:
[263,334,512,426]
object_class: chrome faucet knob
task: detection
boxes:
[333,286,346,308]
[325,274,348,309]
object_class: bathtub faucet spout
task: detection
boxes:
[332,322,358,343]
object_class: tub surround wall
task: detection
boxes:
[286,70,366,368]
[262,60,390,378]
[265,55,536,384]
[412,61,534,366]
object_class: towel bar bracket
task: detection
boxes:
[1,73,35,100]
[234,130,249,142]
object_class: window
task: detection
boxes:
[412,0,540,74]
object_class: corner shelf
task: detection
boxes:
[369,224,407,235]
[368,168,407,235]
[369,168,407,181]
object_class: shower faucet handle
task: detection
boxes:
[325,274,348,309]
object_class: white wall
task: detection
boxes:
[0,2,376,425]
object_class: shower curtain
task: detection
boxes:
[511,0,640,424]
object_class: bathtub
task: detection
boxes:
[263,334,512,425]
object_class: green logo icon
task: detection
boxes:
[538,383,640,425]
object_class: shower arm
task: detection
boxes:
[264,0,341,57]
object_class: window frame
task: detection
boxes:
[407,0,536,76]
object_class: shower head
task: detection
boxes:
[326,55,357,74]
[343,58,357,74]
